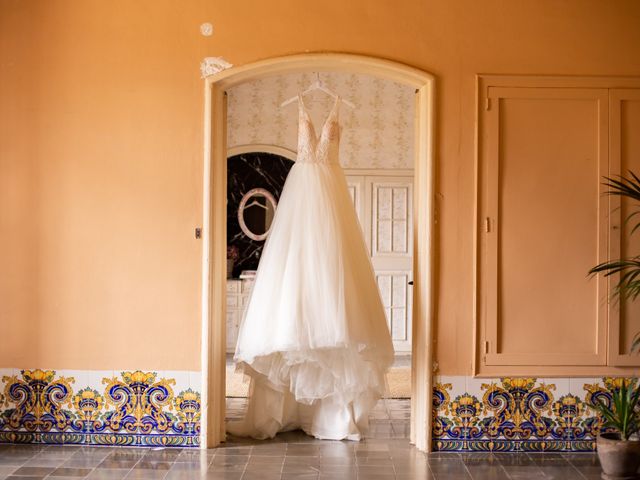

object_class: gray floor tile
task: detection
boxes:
[0,459,28,467]
[132,460,173,470]
[124,470,168,480]
[526,453,570,466]
[356,457,393,466]
[432,473,472,480]
[574,465,603,476]
[464,465,510,479]
[427,459,469,474]
[48,477,95,480]
[492,452,536,467]
[86,469,131,480]
[393,463,429,475]
[564,453,600,467]
[283,457,318,465]
[246,457,283,465]
[172,460,213,470]
[21,459,67,468]
[356,465,395,475]
[318,457,355,465]
[10,466,56,476]
[397,474,435,480]
[0,399,610,479]
[164,472,208,480]
[281,464,319,474]
[95,460,139,470]
[203,473,243,480]
[502,465,544,477]
[6,476,49,480]
[50,467,94,477]
[239,472,281,480]
[281,474,318,480]
[207,464,246,474]
[537,465,585,479]
[212,458,247,467]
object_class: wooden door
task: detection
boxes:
[479,86,609,368]
[609,89,640,366]
[347,174,414,353]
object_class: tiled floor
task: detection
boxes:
[0,399,603,480]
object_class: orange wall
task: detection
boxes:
[1,0,639,373]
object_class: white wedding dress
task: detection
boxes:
[228,95,394,441]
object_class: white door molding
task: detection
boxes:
[201,53,436,451]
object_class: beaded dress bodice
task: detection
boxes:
[296,95,341,165]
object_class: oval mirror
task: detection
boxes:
[238,188,278,241]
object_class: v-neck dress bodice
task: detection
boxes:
[228,95,394,442]
[296,95,341,165]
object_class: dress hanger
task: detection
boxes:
[280,73,355,109]
[245,199,268,210]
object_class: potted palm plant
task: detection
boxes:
[589,172,640,478]
[592,380,640,479]
[590,172,640,352]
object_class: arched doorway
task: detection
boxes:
[201,53,435,451]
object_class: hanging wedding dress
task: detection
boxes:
[228,95,394,441]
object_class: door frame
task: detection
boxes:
[200,53,436,451]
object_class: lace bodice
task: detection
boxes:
[297,95,341,164]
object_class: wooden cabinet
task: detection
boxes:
[476,76,640,375]
[225,279,254,353]
[609,89,640,366]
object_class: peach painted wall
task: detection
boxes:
[1,0,640,374]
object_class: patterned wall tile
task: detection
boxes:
[0,369,200,448]
[432,376,622,452]
[0,370,628,452]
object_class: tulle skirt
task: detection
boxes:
[228,161,394,441]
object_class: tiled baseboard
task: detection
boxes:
[432,376,621,452]
[0,369,624,452]
[0,369,200,448]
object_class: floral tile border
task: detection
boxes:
[0,370,627,451]
[0,369,200,448]
[432,376,625,452]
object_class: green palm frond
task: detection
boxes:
[593,380,640,440]
[603,173,640,235]
[589,172,640,437]
[603,171,640,202]
[590,172,640,355]
[632,332,640,354]
[589,258,640,302]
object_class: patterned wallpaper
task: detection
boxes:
[227,72,415,169]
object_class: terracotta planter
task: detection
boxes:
[597,433,640,479]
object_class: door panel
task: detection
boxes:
[372,182,411,257]
[377,272,412,348]
[609,89,640,366]
[480,87,608,366]
[346,174,414,352]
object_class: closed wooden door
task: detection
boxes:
[347,174,414,352]
[478,85,609,369]
[609,88,640,366]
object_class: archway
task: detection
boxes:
[201,53,435,451]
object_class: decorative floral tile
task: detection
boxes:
[1,370,628,453]
[432,376,622,452]
[0,369,200,448]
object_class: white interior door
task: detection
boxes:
[346,174,414,353]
